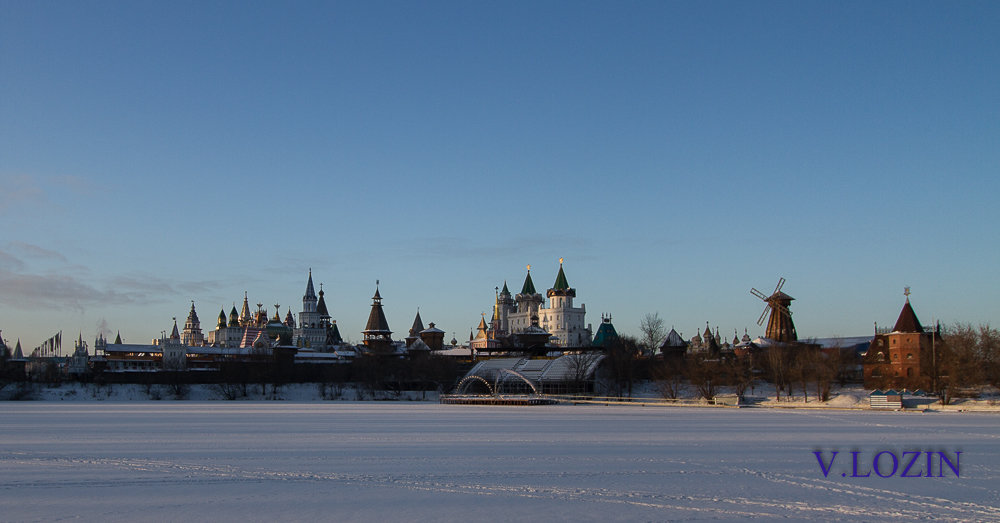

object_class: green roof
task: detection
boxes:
[553,264,570,290]
[591,319,619,347]
[521,271,536,294]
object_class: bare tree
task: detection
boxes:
[603,336,641,398]
[728,356,754,399]
[567,351,604,394]
[639,313,667,356]
[766,344,792,402]
[651,357,684,399]
[688,355,720,401]
[940,323,988,404]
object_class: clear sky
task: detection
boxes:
[2,1,998,350]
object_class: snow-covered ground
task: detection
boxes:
[1,402,997,521]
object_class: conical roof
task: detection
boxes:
[187,301,200,324]
[892,299,923,333]
[13,339,24,359]
[285,308,295,328]
[521,268,537,295]
[240,292,251,322]
[170,319,180,339]
[114,331,122,344]
[304,269,316,299]
[363,287,391,334]
[410,310,424,334]
[317,288,329,317]
[229,306,240,327]
[217,309,227,329]
[500,281,511,295]
[553,261,570,290]
[327,321,344,345]
[475,316,488,339]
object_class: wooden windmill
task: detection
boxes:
[750,277,798,343]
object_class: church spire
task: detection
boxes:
[305,268,317,299]
[302,269,318,315]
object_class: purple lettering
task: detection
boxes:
[938,452,961,477]
[851,451,871,477]
[814,451,838,477]
[901,451,922,477]
[874,451,898,477]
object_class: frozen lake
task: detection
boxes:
[1,403,998,521]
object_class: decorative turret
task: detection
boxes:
[303,269,318,314]
[285,307,296,328]
[170,318,180,340]
[475,315,488,340]
[114,331,122,344]
[217,309,227,330]
[317,284,330,324]
[591,314,619,348]
[326,321,344,346]
[406,309,424,347]
[229,306,240,327]
[13,339,24,360]
[515,265,544,317]
[546,258,576,308]
[362,283,393,352]
[239,292,252,326]
[182,301,205,347]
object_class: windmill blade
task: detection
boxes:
[774,277,785,294]
[750,288,768,301]
[757,305,770,326]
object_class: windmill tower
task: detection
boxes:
[750,277,797,342]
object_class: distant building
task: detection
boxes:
[362,285,393,354]
[863,292,942,390]
[204,271,342,351]
[474,260,593,351]
[181,301,205,347]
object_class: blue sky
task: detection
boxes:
[2,1,998,349]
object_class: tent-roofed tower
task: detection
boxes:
[515,265,544,320]
[316,284,331,327]
[750,277,797,343]
[406,309,424,348]
[239,292,252,327]
[294,269,326,348]
[182,301,205,347]
[863,288,941,390]
[541,259,590,347]
[362,284,393,353]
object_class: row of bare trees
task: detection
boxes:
[938,323,1000,403]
